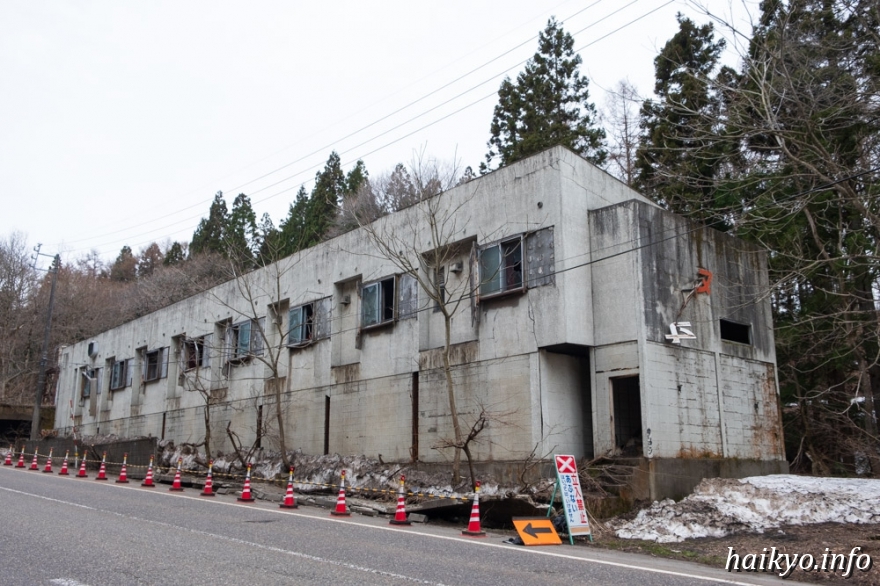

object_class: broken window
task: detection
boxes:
[288,303,314,346]
[184,335,211,370]
[80,368,94,399]
[362,276,396,329]
[479,236,524,298]
[143,347,168,383]
[109,359,128,391]
[720,319,751,345]
[227,318,265,361]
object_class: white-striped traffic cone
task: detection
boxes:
[201,460,215,497]
[58,451,70,475]
[331,470,351,516]
[115,453,130,483]
[280,467,298,509]
[95,452,108,480]
[141,455,156,487]
[42,448,54,473]
[29,448,39,470]
[238,464,255,502]
[389,474,411,525]
[169,458,184,491]
[461,481,486,537]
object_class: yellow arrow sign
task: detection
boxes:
[512,517,562,546]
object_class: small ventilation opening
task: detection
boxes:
[720,319,751,345]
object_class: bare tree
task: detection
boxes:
[352,153,488,485]
[602,79,642,186]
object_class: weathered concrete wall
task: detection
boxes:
[52,147,784,493]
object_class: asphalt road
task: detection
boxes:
[0,465,790,586]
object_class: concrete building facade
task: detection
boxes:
[53,147,787,498]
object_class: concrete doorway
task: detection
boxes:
[612,376,642,456]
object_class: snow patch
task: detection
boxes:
[611,475,880,543]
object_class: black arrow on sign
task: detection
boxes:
[523,523,553,539]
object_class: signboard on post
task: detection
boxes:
[553,455,591,542]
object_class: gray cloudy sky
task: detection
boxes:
[0,0,752,266]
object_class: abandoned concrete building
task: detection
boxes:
[53,146,787,499]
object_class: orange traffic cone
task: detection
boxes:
[331,469,351,516]
[280,467,298,509]
[141,455,156,487]
[58,451,70,475]
[42,448,54,473]
[95,452,108,480]
[15,447,25,468]
[29,448,39,470]
[201,460,215,497]
[237,464,255,502]
[3,447,12,466]
[116,453,130,483]
[169,458,184,491]
[461,481,486,537]
[389,474,411,526]
[76,454,88,478]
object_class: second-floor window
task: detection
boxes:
[362,276,396,329]
[479,236,523,298]
[288,303,314,346]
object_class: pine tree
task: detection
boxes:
[110,245,137,282]
[163,242,186,266]
[483,17,606,171]
[190,192,229,256]
[636,14,736,226]
[227,193,259,267]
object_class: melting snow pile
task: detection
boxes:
[611,475,880,543]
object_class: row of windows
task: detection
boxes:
[81,231,550,394]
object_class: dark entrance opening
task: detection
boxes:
[411,372,419,461]
[612,376,642,456]
[323,396,330,455]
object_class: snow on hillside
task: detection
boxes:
[611,475,880,543]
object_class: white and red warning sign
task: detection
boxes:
[554,455,591,537]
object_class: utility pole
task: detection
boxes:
[31,250,60,440]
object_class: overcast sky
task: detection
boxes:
[0,0,754,268]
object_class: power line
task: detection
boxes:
[62,1,666,258]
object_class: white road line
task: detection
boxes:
[3,469,764,585]
[0,485,447,586]
[49,579,91,586]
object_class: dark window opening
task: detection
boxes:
[720,319,751,345]
[145,350,161,382]
[411,372,419,461]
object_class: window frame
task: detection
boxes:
[184,336,210,370]
[228,318,265,362]
[287,303,314,347]
[143,347,168,383]
[109,358,128,391]
[720,319,752,345]
[80,368,93,399]
[479,235,525,300]
[361,276,397,330]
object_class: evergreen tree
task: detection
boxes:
[303,152,346,248]
[636,14,736,226]
[163,242,186,266]
[483,17,606,171]
[227,193,259,266]
[190,192,229,256]
[277,185,309,258]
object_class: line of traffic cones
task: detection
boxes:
[29,448,39,471]
[280,467,297,509]
[58,451,70,475]
[331,469,350,516]
[141,455,155,487]
[200,460,215,497]
[389,474,410,526]
[95,452,108,480]
[116,453,130,483]
[461,480,486,537]
[238,464,255,502]
[169,458,184,491]
[42,448,54,473]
